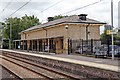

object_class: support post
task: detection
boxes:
[91,39,93,53]
[15,41,16,49]
[23,41,24,50]
[37,40,39,52]
[112,34,114,60]
[27,40,30,52]
[64,37,68,54]
[48,38,49,53]
[111,0,114,60]
[32,40,33,51]
[68,38,71,55]
[19,41,20,50]
[82,39,83,54]
[107,35,110,56]
[65,25,69,54]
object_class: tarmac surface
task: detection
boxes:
[51,54,119,66]
[12,49,119,66]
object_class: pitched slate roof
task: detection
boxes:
[21,15,105,33]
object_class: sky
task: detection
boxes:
[0,0,119,34]
[118,1,120,28]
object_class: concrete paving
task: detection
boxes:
[52,54,119,66]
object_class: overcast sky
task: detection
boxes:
[0,0,119,33]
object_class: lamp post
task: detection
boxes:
[111,0,114,60]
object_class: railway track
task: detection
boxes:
[1,56,50,79]
[1,64,22,80]
[1,54,80,79]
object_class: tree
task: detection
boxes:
[21,14,40,30]
[100,33,111,44]
[100,33,120,46]
[114,35,120,46]
[4,14,40,40]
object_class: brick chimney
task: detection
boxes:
[48,17,54,22]
[78,14,87,20]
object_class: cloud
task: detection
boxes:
[1,2,50,11]
[0,0,119,33]
[118,1,120,27]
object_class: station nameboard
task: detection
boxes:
[106,30,117,35]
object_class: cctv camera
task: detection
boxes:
[65,25,68,29]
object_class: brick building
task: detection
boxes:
[15,14,105,54]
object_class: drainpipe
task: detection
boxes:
[43,28,47,37]
[86,23,90,41]
[43,28,49,53]
[85,23,90,53]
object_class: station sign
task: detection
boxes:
[106,30,117,35]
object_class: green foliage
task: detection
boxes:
[114,35,120,46]
[100,33,111,44]
[0,31,1,37]
[53,15,66,20]
[100,33,120,46]
[3,14,39,40]
[114,35,120,40]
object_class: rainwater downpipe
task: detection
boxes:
[86,23,90,41]
[43,28,49,52]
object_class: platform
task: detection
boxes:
[0,49,119,72]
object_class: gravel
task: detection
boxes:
[1,57,45,79]
[0,65,21,79]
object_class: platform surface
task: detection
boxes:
[0,49,119,72]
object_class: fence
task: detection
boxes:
[69,39,101,54]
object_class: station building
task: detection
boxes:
[14,14,105,54]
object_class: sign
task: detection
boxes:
[106,30,117,35]
[106,30,111,35]
[109,30,117,34]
